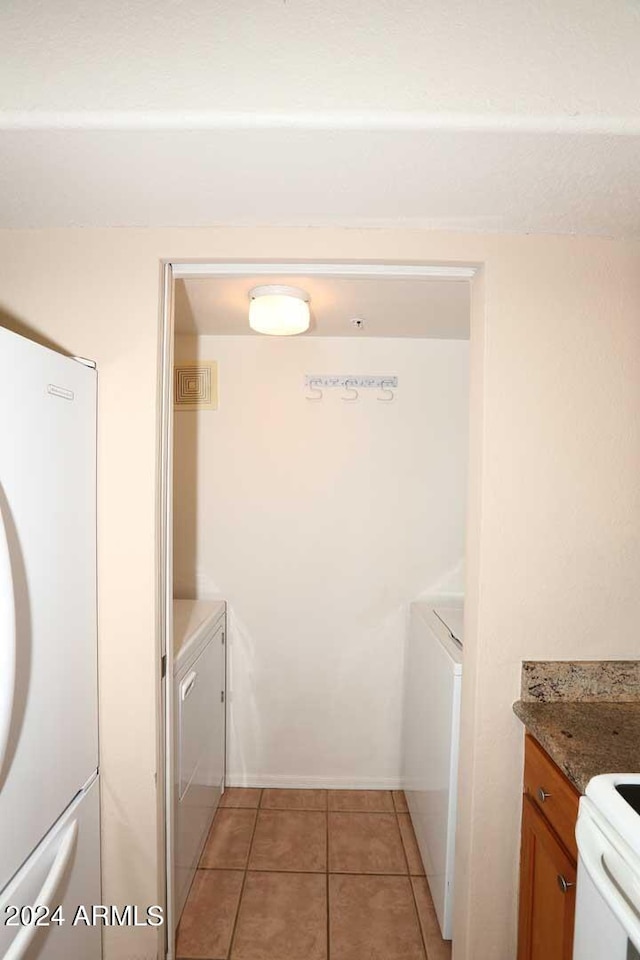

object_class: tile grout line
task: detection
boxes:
[393,797,413,879]
[326,793,330,960]
[177,805,225,960]
[224,803,397,816]
[198,867,423,877]
[225,788,263,960]
[225,805,327,812]
[394,797,430,960]
[241,807,401,814]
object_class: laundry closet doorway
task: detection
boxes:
[158,260,476,958]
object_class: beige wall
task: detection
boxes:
[456,238,640,958]
[0,228,639,960]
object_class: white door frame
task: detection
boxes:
[158,261,176,960]
[156,257,478,959]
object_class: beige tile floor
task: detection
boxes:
[176,788,452,960]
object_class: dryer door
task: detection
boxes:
[175,623,225,917]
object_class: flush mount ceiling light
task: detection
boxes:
[248,285,310,336]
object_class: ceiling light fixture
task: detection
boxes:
[248,285,310,336]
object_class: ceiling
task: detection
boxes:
[1,0,640,236]
[3,0,639,117]
[1,127,640,236]
[175,276,470,339]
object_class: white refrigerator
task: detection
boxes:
[0,327,101,959]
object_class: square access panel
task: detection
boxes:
[174,361,218,411]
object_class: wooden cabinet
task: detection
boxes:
[518,735,580,960]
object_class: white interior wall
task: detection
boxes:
[173,334,469,787]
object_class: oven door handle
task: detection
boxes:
[576,813,640,951]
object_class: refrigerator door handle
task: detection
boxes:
[4,819,79,960]
[0,495,16,784]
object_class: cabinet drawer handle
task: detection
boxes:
[537,787,551,803]
[557,874,574,894]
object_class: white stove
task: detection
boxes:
[574,773,640,960]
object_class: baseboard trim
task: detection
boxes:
[225,774,404,790]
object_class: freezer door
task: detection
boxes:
[0,328,98,891]
[0,775,101,960]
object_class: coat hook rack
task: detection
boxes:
[304,375,398,401]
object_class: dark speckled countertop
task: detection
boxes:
[513,700,640,793]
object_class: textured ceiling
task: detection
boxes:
[1,0,640,234]
[175,276,471,339]
[1,127,638,235]
[3,0,640,117]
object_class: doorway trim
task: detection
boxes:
[158,260,176,959]
[157,257,479,959]
[172,261,476,280]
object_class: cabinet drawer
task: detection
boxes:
[523,734,580,861]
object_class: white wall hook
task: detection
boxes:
[342,379,359,402]
[306,378,323,401]
[377,379,395,402]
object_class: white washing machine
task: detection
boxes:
[403,597,463,940]
[173,600,226,919]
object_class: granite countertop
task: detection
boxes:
[513,699,640,793]
[513,659,640,793]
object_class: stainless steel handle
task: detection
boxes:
[537,787,551,803]
[557,874,574,894]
